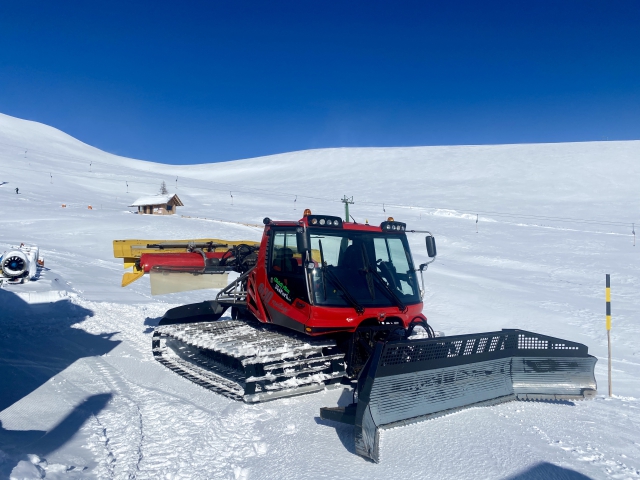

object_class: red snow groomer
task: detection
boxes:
[114,210,597,462]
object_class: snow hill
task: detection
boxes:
[1,111,639,479]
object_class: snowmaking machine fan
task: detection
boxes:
[0,245,42,284]
[2,253,26,277]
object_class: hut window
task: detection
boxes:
[167,205,173,211]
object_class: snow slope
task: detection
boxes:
[1,112,639,479]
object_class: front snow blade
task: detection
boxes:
[320,329,597,463]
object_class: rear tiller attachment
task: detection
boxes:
[320,329,597,463]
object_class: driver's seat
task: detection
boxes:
[342,244,363,270]
[273,248,297,273]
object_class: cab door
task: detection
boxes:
[265,229,310,332]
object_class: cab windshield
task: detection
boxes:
[308,229,420,308]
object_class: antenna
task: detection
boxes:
[341,195,354,222]
[383,203,386,213]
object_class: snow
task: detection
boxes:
[1,110,639,479]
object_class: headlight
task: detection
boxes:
[307,215,342,227]
[380,220,407,232]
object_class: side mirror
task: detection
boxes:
[426,235,437,258]
[296,227,310,253]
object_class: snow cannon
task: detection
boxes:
[320,329,597,463]
[1,245,40,283]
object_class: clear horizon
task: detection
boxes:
[1,1,639,165]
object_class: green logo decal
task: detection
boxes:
[271,277,292,303]
[273,277,290,294]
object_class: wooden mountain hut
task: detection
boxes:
[130,194,184,215]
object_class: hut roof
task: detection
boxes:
[129,194,184,207]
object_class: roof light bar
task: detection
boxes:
[380,220,407,232]
[307,215,343,228]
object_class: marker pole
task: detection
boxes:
[606,274,612,397]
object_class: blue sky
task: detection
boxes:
[1,1,639,164]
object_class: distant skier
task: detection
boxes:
[15,187,19,194]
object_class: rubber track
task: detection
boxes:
[153,320,346,401]
[153,346,245,401]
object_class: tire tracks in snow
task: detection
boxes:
[83,356,146,479]
[77,300,279,479]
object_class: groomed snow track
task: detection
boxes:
[152,320,346,402]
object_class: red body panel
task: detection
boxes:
[139,252,226,273]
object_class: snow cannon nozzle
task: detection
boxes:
[263,217,271,225]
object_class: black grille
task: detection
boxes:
[378,329,588,376]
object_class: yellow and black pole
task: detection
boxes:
[606,274,612,397]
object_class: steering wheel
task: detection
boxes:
[376,259,398,290]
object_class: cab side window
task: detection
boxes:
[269,230,307,302]
[271,231,301,274]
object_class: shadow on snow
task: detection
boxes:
[0,289,119,464]
[0,289,120,411]
[0,393,113,456]
[143,315,161,334]
[314,388,358,456]
[504,462,593,479]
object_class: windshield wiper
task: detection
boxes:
[360,244,407,312]
[318,239,327,301]
[324,267,364,315]
[360,244,376,300]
